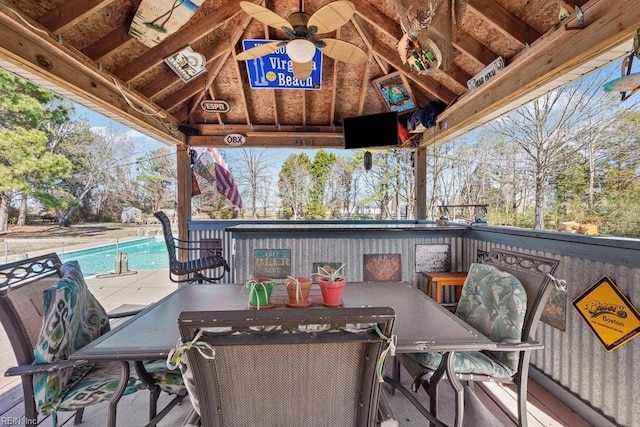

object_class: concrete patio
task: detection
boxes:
[0,269,590,426]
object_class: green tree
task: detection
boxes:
[136,147,177,214]
[307,150,337,219]
[0,69,72,229]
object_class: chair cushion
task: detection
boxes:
[406,349,516,378]
[407,263,526,378]
[456,263,527,371]
[56,361,145,411]
[32,261,113,413]
[143,360,187,395]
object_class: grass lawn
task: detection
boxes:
[0,223,164,258]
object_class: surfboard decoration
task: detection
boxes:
[603,30,640,101]
[604,73,640,94]
[129,0,205,48]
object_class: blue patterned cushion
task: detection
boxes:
[32,261,142,414]
[143,360,187,395]
[409,263,527,378]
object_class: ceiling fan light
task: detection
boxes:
[286,39,316,63]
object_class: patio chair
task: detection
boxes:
[389,249,560,427]
[0,254,185,426]
[172,306,396,427]
[154,211,229,284]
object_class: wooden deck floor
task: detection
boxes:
[0,270,592,426]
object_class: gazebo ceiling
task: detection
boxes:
[0,0,638,150]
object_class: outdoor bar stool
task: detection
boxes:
[422,271,468,312]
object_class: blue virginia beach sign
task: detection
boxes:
[242,39,322,90]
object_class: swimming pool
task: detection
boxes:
[60,237,169,276]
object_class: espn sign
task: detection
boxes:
[201,100,230,113]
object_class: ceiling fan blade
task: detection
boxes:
[239,1,293,32]
[307,1,355,34]
[236,40,284,61]
[292,61,313,80]
[319,38,367,64]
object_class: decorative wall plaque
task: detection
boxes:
[363,254,402,282]
[254,249,291,280]
[573,276,640,352]
[415,244,451,272]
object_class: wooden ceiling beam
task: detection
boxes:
[352,0,403,41]
[82,24,133,63]
[115,2,242,83]
[39,0,113,34]
[188,133,344,149]
[180,8,253,115]
[553,0,578,13]
[433,0,640,146]
[451,28,499,69]
[371,41,457,104]
[158,54,228,111]
[351,14,388,75]
[466,0,542,47]
[0,5,181,145]
[192,124,343,134]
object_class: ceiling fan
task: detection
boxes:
[236,0,367,80]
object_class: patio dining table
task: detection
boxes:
[71,281,495,426]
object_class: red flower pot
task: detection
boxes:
[318,279,346,307]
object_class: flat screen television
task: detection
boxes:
[343,112,399,149]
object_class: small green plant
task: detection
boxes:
[314,263,346,284]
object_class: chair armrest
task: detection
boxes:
[491,340,544,351]
[5,359,92,377]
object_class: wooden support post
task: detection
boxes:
[176,143,191,263]
[415,147,427,220]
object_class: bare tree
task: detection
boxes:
[490,70,624,229]
[232,149,272,219]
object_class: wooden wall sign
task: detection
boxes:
[164,46,206,82]
[573,276,640,352]
[415,244,451,272]
[363,254,402,282]
[254,249,291,280]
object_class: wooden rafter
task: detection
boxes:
[434,0,640,146]
[82,24,133,63]
[0,4,180,145]
[184,9,254,119]
[115,2,242,83]
[38,0,113,34]
[352,0,402,41]
[231,48,252,126]
[351,14,388,75]
[467,0,542,47]
[357,50,373,115]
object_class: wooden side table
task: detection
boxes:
[421,271,468,311]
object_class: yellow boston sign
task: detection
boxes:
[573,276,640,352]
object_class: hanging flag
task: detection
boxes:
[190,169,201,197]
[193,147,243,209]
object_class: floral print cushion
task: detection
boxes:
[143,359,187,395]
[408,262,527,378]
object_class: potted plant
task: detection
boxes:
[284,276,312,307]
[314,264,346,307]
[245,278,275,309]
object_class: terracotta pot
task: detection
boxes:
[285,276,312,305]
[318,278,346,307]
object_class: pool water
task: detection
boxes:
[60,237,169,276]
